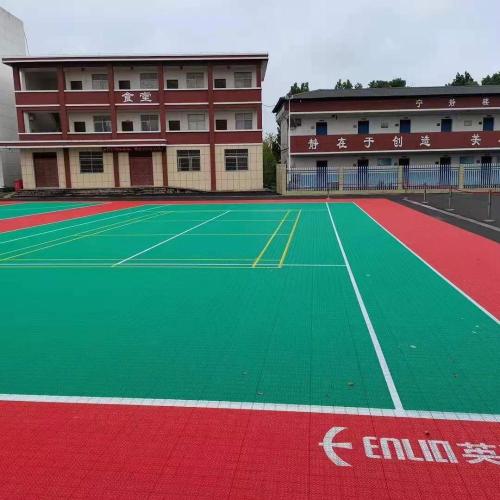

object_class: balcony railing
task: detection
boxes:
[280,165,500,193]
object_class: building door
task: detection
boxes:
[399,119,411,133]
[316,122,328,136]
[441,118,452,132]
[357,159,369,189]
[129,152,154,186]
[316,160,328,189]
[358,120,369,134]
[439,156,451,186]
[399,157,410,188]
[480,155,493,186]
[483,117,494,131]
[33,152,59,188]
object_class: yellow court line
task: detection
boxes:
[278,210,302,268]
[252,210,291,268]
[0,210,171,263]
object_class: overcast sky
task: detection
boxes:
[2,0,500,132]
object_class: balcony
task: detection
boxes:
[290,131,500,153]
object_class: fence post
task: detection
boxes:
[446,185,454,211]
[458,165,465,189]
[397,165,403,191]
[484,190,495,222]
[338,166,344,193]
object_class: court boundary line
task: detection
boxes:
[0,202,103,221]
[113,210,231,266]
[325,202,404,412]
[354,203,500,325]
[278,209,302,268]
[0,393,497,422]
[252,210,290,267]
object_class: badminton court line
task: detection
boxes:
[113,210,230,266]
[325,202,404,413]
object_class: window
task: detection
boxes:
[93,115,112,133]
[118,80,131,90]
[166,79,179,89]
[70,80,83,90]
[358,120,369,134]
[235,112,253,130]
[380,121,389,129]
[140,72,158,89]
[225,149,248,171]
[399,119,411,133]
[92,74,108,90]
[140,114,159,132]
[79,151,104,173]
[216,119,227,130]
[316,122,327,136]
[459,156,474,165]
[121,120,134,132]
[187,113,206,130]
[73,121,86,133]
[441,118,452,132]
[234,71,252,88]
[214,78,226,88]
[377,158,392,167]
[483,116,494,131]
[177,150,201,171]
[186,72,204,89]
[168,120,181,131]
[464,120,473,127]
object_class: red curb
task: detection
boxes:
[356,198,500,319]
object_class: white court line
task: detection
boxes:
[0,393,497,422]
[113,210,231,266]
[354,203,500,325]
[325,202,404,413]
[0,202,106,222]
[0,205,163,245]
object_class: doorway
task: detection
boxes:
[129,152,154,186]
[33,152,59,188]
[357,158,369,189]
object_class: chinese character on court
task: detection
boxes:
[415,99,423,108]
[122,92,134,103]
[363,137,374,149]
[393,136,403,148]
[457,443,500,465]
[482,97,490,106]
[420,135,431,147]
[471,133,481,146]
[448,98,456,107]
[308,137,319,150]
[336,137,347,149]
[140,91,152,103]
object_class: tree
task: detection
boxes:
[334,79,363,90]
[263,133,280,188]
[368,78,406,88]
[482,72,500,85]
[447,71,478,86]
[287,82,309,96]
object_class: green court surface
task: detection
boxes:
[0,201,97,219]
[0,202,498,415]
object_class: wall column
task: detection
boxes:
[63,148,71,188]
[113,151,120,187]
[57,65,68,139]
[208,63,216,191]
[108,64,117,138]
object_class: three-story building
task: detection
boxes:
[274,86,500,192]
[1,53,268,192]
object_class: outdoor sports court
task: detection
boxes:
[0,198,498,498]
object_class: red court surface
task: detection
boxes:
[0,198,498,499]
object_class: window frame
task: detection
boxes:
[79,151,104,174]
[168,120,181,131]
[186,72,205,89]
[234,71,252,88]
[235,112,253,130]
[187,113,207,131]
[139,72,158,90]
[140,114,159,132]
[214,78,226,89]
[121,120,134,132]
[215,119,228,130]
[73,121,86,133]
[224,149,249,171]
[118,80,131,90]
[166,79,179,89]
[91,74,108,90]
[177,150,201,172]
[93,115,112,133]
[70,80,83,90]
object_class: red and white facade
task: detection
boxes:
[274,86,500,172]
[1,53,268,191]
